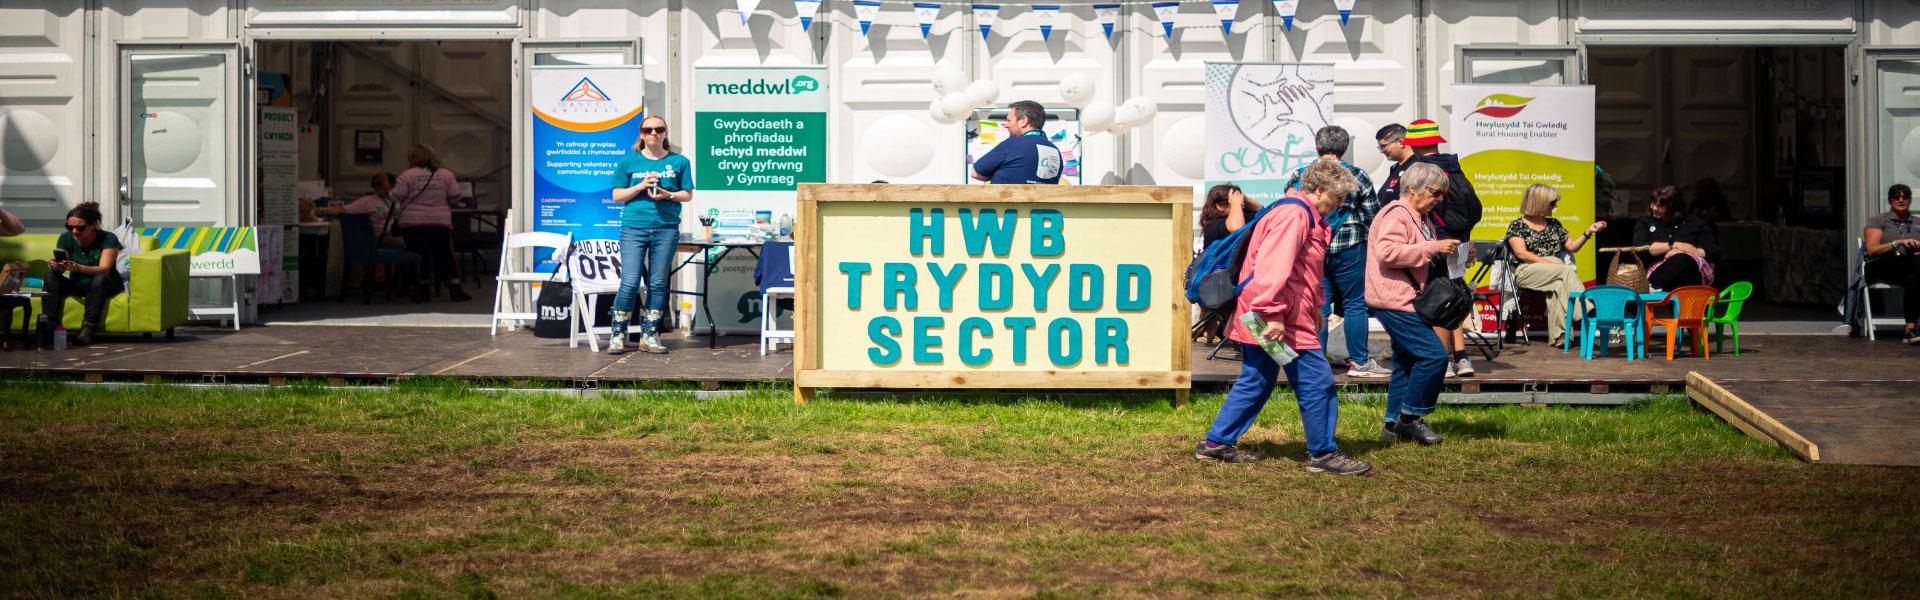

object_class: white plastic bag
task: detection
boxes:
[111,216,140,279]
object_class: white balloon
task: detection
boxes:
[1161,117,1206,180]
[1081,104,1115,132]
[933,66,968,96]
[1058,72,1095,109]
[1118,96,1160,127]
[940,93,975,121]
[1132,96,1159,122]
[966,79,1000,107]
[929,99,962,124]
[1105,121,1132,136]
[864,116,936,178]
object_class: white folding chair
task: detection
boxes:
[491,231,572,335]
[570,282,622,351]
[760,245,796,355]
[1857,237,1905,341]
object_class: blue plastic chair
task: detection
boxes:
[1579,285,1645,360]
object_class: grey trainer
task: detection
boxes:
[1346,359,1390,378]
[1393,418,1444,445]
[1193,441,1261,464]
[1306,452,1373,475]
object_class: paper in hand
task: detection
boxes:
[1240,312,1299,366]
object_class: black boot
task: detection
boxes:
[74,322,96,346]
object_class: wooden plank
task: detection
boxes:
[797,370,1190,389]
[1169,201,1192,377]
[794,185,820,405]
[1686,371,1821,462]
[796,183,1189,205]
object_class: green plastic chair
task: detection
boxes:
[1706,281,1752,355]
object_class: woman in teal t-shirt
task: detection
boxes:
[605,115,694,355]
[47,201,124,346]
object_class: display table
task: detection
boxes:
[671,237,771,348]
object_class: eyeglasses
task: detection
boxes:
[641,127,667,134]
[1377,140,1400,151]
[1894,195,1913,201]
[65,224,87,231]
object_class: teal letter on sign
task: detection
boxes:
[959,208,1019,256]
[926,262,967,310]
[909,208,944,255]
[1021,264,1059,311]
[868,316,902,365]
[839,262,872,309]
[1047,318,1083,367]
[958,317,992,366]
[1002,317,1036,364]
[1116,264,1150,311]
[882,262,917,309]
[1068,264,1104,311]
[978,264,1014,310]
[913,316,945,364]
[1094,317,1129,365]
[1030,209,1064,257]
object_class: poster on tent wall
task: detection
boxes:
[529,65,645,290]
[688,66,828,333]
[1450,84,1597,283]
[1202,62,1335,214]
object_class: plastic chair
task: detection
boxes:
[1578,285,1644,360]
[1853,237,1906,340]
[1647,285,1718,360]
[757,242,796,355]
[1706,281,1752,355]
[335,213,422,305]
[490,230,572,335]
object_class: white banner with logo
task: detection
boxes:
[1450,84,1597,282]
[1202,62,1335,209]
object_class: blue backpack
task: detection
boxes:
[1185,197,1311,310]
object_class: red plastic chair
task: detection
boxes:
[1646,286,1719,360]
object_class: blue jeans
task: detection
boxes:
[1320,246,1371,364]
[1376,309,1446,425]
[613,226,679,314]
[1204,345,1340,456]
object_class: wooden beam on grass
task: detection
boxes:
[1685,371,1820,462]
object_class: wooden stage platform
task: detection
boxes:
[1,326,1913,465]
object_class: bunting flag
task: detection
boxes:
[1094,4,1120,39]
[913,2,939,38]
[1274,0,1298,30]
[1213,0,1238,34]
[854,0,881,36]
[796,0,820,32]
[1334,0,1355,25]
[1035,5,1060,40]
[1152,1,1179,38]
[736,0,762,25]
[973,4,999,40]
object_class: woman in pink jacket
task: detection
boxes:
[1194,160,1371,475]
[390,144,472,302]
[1365,162,1460,446]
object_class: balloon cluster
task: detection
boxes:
[926,67,1159,134]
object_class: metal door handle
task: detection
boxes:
[119,177,131,207]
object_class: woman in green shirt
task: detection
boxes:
[47,202,123,345]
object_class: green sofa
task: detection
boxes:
[0,233,190,339]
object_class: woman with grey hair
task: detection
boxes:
[1195,159,1372,475]
[1364,162,1458,446]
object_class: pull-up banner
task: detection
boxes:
[529,65,646,274]
[1450,84,1598,282]
[1203,62,1336,210]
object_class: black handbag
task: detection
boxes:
[1412,272,1474,330]
[531,244,576,339]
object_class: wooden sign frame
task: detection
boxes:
[793,183,1193,405]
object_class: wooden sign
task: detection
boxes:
[794,184,1193,405]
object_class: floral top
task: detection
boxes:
[1505,217,1568,258]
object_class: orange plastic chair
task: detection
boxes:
[1646,286,1719,360]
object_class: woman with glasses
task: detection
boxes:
[1634,185,1718,291]
[606,115,694,355]
[1865,183,1920,343]
[1365,162,1457,447]
[1504,183,1605,346]
[45,202,122,346]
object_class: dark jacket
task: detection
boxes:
[1376,155,1482,241]
[1632,216,1719,263]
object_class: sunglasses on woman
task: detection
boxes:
[640,127,667,134]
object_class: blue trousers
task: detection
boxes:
[1320,245,1371,364]
[1376,309,1447,425]
[1204,344,1340,456]
[613,226,679,313]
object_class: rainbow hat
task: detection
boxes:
[1404,118,1446,147]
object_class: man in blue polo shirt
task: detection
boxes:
[970,100,1062,185]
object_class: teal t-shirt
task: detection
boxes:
[56,230,123,287]
[609,151,694,229]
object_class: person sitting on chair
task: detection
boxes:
[1864,183,1920,344]
[317,172,404,249]
[1199,183,1258,248]
[1634,185,1718,291]
[45,202,122,346]
[1504,184,1605,347]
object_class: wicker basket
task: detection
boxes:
[1602,248,1651,293]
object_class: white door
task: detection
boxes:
[1457,45,1581,85]
[1868,51,1920,267]
[120,45,240,227]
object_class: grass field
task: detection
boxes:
[1,380,1916,598]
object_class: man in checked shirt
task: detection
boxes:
[1286,126,1388,378]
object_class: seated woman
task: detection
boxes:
[1865,184,1920,343]
[1504,184,1605,346]
[317,172,405,249]
[45,202,122,346]
[1634,185,1718,291]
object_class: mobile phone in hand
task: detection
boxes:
[52,248,69,263]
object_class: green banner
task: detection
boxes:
[694,111,826,191]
